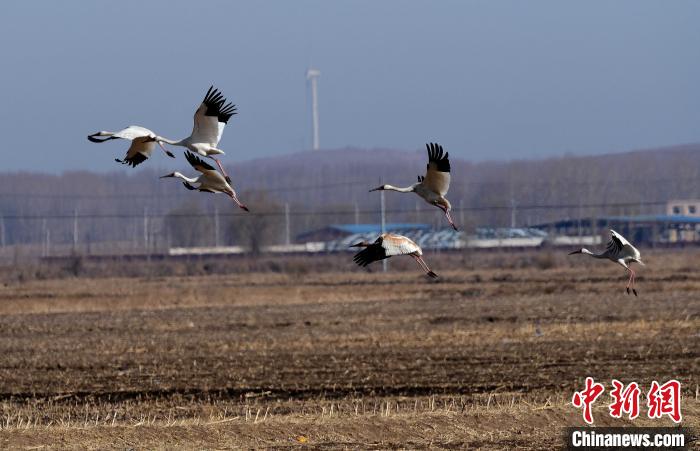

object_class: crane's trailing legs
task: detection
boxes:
[211,157,232,184]
[229,192,249,211]
[442,207,458,231]
[156,141,175,158]
[411,254,439,279]
[625,266,638,297]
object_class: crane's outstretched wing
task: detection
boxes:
[115,136,156,167]
[607,229,640,259]
[88,125,156,143]
[353,237,389,267]
[422,143,451,196]
[606,232,623,255]
[184,150,217,173]
[190,86,237,146]
[610,229,632,247]
[382,234,421,257]
[112,126,156,141]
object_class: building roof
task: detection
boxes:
[603,215,700,223]
[326,223,432,234]
[534,214,700,229]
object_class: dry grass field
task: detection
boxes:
[0,249,698,448]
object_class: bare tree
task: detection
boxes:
[226,191,283,254]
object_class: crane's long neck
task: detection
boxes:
[382,184,415,193]
[172,172,198,184]
[157,136,188,147]
[582,248,607,259]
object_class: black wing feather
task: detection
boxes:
[426,142,450,173]
[607,233,623,255]
[115,153,148,168]
[352,238,389,267]
[184,151,216,171]
[202,85,238,124]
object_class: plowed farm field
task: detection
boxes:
[0,251,698,448]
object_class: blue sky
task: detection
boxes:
[1,1,699,172]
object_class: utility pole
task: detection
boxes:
[0,215,5,248]
[510,199,516,228]
[214,206,220,247]
[42,219,47,257]
[285,203,291,245]
[354,202,360,225]
[380,179,387,273]
[72,208,78,251]
[578,199,583,239]
[143,207,149,250]
[459,198,465,230]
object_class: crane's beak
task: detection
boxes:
[159,173,175,179]
[568,250,582,255]
[369,186,384,192]
[350,242,367,248]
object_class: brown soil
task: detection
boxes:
[0,251,698,448]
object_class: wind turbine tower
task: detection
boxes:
[306,67,321,150]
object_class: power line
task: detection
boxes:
[0,176,698,200]
[0,200,670,221]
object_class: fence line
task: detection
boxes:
[0,200,670,221]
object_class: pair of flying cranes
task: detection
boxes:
[88,86,644,295]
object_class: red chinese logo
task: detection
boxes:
[572,377,605,424]
[608,379,640,420]
[647,379,682,423]
[572,378,682,424]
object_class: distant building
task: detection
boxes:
[534,215,700,245]
[667,199,700,217]
[296,223,431,243]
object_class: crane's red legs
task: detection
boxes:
[212,157,232,183]
[625,267,637,296]
[158,141,175,158]
[412,255,438,279]
[444,209,458,231]
[229,193,249,212]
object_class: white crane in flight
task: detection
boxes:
[157,86,237,182]
[370,143,457,230]
[160,151,249,211]
[351,233,438,279]
[87,125,174,167]
[569,229,644,296]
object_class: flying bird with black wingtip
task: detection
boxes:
[154,86,238,183]
[87,125,175,167]
[568,229,644,296]
[370,143,457,230]
[160,151,249,211]
[351,233,438,279]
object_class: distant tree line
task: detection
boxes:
[0,144,699,254]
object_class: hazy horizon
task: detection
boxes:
[2,1,699,173]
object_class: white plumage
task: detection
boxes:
[370,143,457,230]
[160,151,249,211]
[157,86,237,181]
[87,125,174,167]
[569,229,644,295]
[351,233,438,278]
